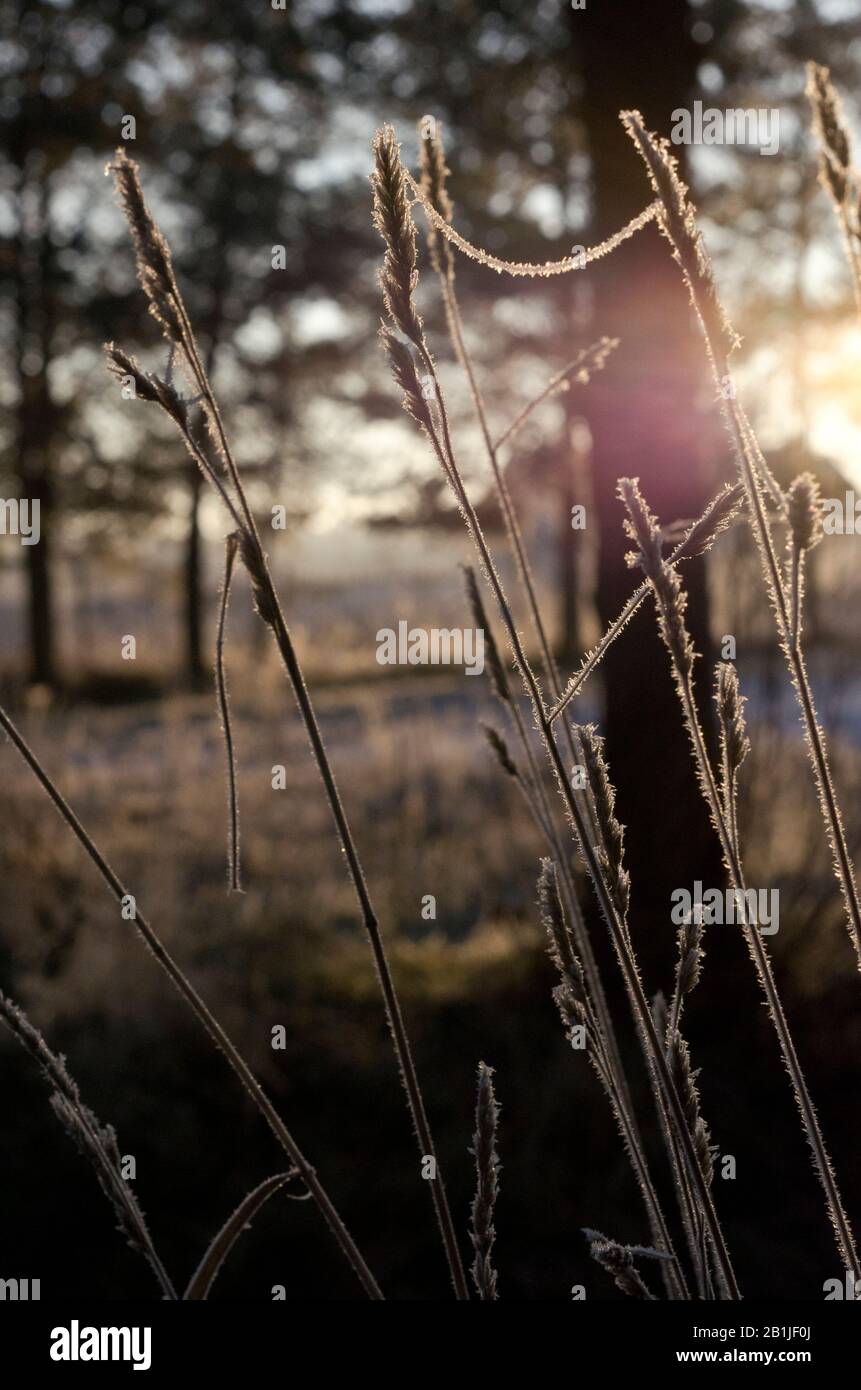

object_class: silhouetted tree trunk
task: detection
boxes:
[573,2,723,940]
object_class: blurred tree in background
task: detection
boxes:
[0,0,375,686]
[1,0,859,862]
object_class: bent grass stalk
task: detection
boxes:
[404,167,660,277]
[215,532,242,893]
[0,703,383,1298]
[185,1171,309,1300]
[108,149,468,1300]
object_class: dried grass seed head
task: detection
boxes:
[583,1229,658,1300]
[236,530,279,630]
[538,859,577,976]
[379,326,434,434]
[715,661,750,776]
[676,482,744,561]
[651,990,669,1043]
[675,910,704,1000]
[109,149,181,342]
[577,724,630,922]
[481,722,519,780]
[667,1029,715,1186]
[537,861,590,1049]
[786,472,824,554]
[462,564,509,705]
[806,63,852,208]
[620,477,694,678]
[552,979,592,1051]
[105,344,186,426]
[372,125,424,345]
[419,118,454,277]
[469,1060,501,1300]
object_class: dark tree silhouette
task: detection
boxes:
[573,0,723,934]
